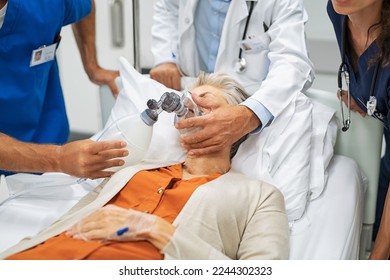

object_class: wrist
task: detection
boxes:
[84,63,100,79]
[239,105,261,133]
[147,218,175,250]
[54,145,63,173]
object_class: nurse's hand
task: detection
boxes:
[86,66,120,98]
[149,63,182,91]
[337,90,366,117]
[67,205,174,250]
[176,97,260,156]
[57,139,128,179]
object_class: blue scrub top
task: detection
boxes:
[327,1,390,132]
[0,0,91,145]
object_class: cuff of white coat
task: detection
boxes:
[153,57,178,68]
[241,98,273,134]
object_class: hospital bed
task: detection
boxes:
[0,69,383,260]
[99,74,383,259]
[297,88,383,259]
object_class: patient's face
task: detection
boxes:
[190,85,229,113]
[175,85,229,136]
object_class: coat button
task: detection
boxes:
[157,187,164,194]
[184,18,190,24]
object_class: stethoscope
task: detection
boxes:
[338,16,382,132]
[234,1,255,73]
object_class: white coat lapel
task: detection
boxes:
[178,0,199,76]
[215,0,252,70]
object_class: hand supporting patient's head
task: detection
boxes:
[178,72,250,158]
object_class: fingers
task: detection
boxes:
[67,206,128,240]
[180,132,230,156]
[339,93,367,116]
[186,144,225,156]
[108,81,119,98]
[85,140,128,160]
[149,63,181,90]
[76,140,129,178]
[60,139,130,178]
[191,92,222,111]
[175,114,206,130]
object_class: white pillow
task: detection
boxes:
[103,57,336,222]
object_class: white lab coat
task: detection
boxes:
[151,0,315,118]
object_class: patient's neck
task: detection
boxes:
[183,150,231,179]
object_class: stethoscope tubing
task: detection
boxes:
[235,1,255,73]
[338,15,382,131]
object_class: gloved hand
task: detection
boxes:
[67,204,157,242]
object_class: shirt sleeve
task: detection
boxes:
[241,99,274,134]
[63,0,92,26]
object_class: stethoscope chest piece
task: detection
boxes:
[234,57,247,73]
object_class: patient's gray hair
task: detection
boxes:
[187,72,250,158]
[188,72,250,106]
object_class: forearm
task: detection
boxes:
[0,133,59,173]
[72,0,98,76]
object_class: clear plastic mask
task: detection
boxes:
[174,91,204,135]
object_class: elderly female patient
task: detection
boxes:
[6,72,289,260]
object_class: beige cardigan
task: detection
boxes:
[0,160,289,260]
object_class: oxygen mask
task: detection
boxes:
[173,91,204,135]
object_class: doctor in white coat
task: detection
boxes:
[150,0,315,157]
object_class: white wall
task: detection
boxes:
[58,0,140,135]
[59,0,340,135]
[304,0,339,93]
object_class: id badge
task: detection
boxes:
[238,34,270,54]
[30,43,57,67]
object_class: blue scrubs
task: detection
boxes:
[0,0,91,146]
[327,1,390,241]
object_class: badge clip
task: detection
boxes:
[367,96,377,116]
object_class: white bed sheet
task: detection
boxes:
[289,155,365,259]
[0,173,101,253]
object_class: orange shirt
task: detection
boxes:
[8,164,220,260]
